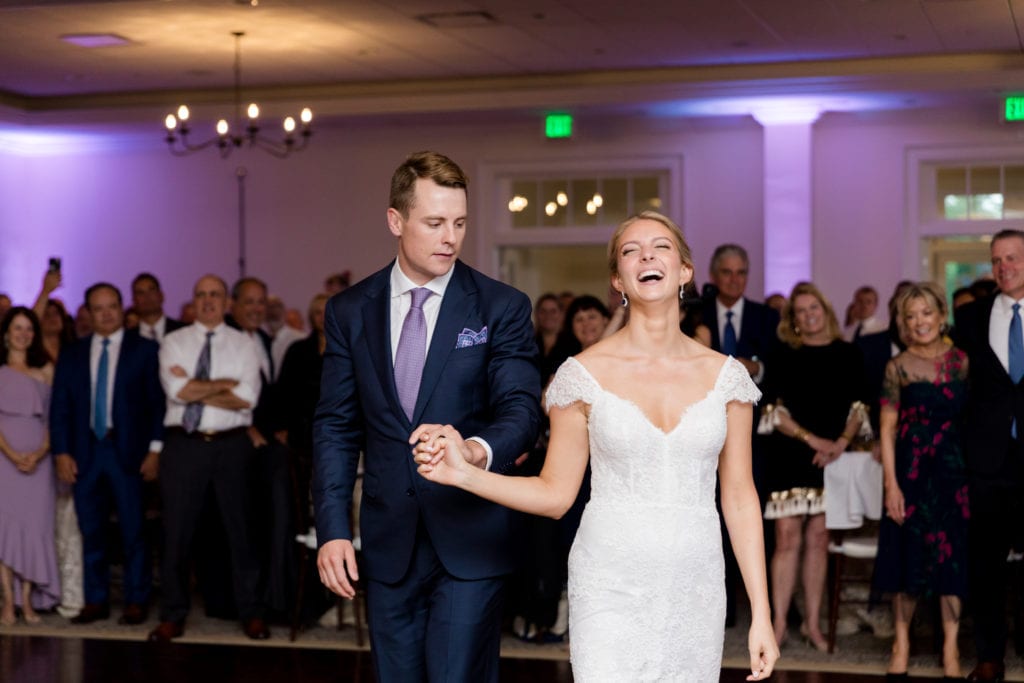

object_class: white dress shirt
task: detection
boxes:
[388,261,493,468]
[989,293,1024,375]
[138,316,168,344]
[159,322,261,432]
[715,297,765,383]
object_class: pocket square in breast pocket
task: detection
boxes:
[455,326,488,349]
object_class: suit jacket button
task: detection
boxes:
[405,488,415,497]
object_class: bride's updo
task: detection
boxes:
[607,210,694,276]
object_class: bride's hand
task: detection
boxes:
[746,618,779,681]
[411,424,472,487]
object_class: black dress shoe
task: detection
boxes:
[242,617,270,640]
[147,620,184,642]
[884,672,908,681]
[70,604,110,624]
[966,661,1005,682]
[119,603,148,625]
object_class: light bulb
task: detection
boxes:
[300,108,313,124]
[177,105,190,121]
[164,114,177,130]
[592,193,603,208]
[556,191,568,206]
[247,103,259,119]
[216,119,229,136]
[283,116,296,133]
[545,202,557,217]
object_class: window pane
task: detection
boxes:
[1005,166,1024,219]
[571,179,599,226]
[937,167,966,219]
[541,180,569,227]
[633,176,663,213]
[509,180,537,229]
[969,167,1002,219]
[600,178,628,224]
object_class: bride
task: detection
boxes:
[413,211,778,682]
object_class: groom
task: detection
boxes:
[313,151,542,681]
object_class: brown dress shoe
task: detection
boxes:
[70,604,110,624]
[147,620,185,642]
[242,617,270,640]
[119,603,148,625]
[967,661,1006,682]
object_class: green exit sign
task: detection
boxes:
[545,113,573,138]
[1005,96,1024,121]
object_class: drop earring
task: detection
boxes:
[621,292,628,308]
[679,286,685,300]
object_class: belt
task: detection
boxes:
[167,426,248,443]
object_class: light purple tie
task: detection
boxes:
[394,288,431,420]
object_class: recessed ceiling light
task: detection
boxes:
[60,33,131,48]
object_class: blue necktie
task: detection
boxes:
[1011,303,1023,438]
[394,288,431,421]
[722,310,738,357]
[182,331,214,433]
[93,338,110,439]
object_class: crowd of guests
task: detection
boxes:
[1,228,1023,681]
[0,268,347,641]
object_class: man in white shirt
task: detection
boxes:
[265,294,306,382]
[147,274,269,642]
[131,273,186,344]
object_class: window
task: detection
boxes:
[504,172,667,230]
[933,163,1024,220]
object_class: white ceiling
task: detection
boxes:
[1,0,1024,124]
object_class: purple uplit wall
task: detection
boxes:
[0,104,1019,318]
[760,121,814,297]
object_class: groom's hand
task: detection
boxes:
[317,539,359,600]
[410,424,486,468]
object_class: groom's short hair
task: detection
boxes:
[389,151,468,218]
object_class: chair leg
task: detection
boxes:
[827,553,843,654]
[289,545,309,642]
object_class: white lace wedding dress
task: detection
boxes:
[546,356,760,682]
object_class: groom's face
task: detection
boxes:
[388,178,467,285]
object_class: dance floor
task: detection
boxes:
[0,634,898,683]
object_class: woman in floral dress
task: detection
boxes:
[873,282,969,680]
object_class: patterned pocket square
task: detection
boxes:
[455,326,488,349]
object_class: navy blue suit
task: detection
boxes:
[50,329,164,606]
[313,260,541,681]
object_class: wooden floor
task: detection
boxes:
[0,634,892,682]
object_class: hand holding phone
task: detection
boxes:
[48,257,61,274]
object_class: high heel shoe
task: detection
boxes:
[798,622,829,653]
[22,611,41,625]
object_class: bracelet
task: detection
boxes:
[793,427,811,443]
[840,431,856,442]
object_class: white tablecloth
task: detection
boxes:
[824,451,883,530]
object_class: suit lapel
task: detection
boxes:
[413,262,475,424]
[978,297,1014,384]
[362,269,405,421]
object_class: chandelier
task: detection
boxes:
[163,31,312,159]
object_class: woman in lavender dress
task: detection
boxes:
[0,307,60,624]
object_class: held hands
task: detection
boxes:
[746,618,780,681]
[809,435,843,468]
[409,424,474,487]
[317,538,359,600]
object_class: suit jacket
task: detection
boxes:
[704,296,781,368]
[312,260,542,583]
[953,295,1024,475]
[164,316,187,335]
[50,329,165,473]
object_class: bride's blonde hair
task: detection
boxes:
[607,210,693,276]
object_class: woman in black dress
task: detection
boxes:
[762,282,866,651]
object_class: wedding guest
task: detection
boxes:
[265,295,306,382]
[50,283,163,626]
[0,294,11,322]
[954,230,1024,682]
[844,286,887,341]
[132,273,186,344]
[533,293,564,386]
[0,307,60,624]
[874,282,968,680]
[762,281,866,651]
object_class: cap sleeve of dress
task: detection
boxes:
[545,357,600,410]
[718,356,762,405]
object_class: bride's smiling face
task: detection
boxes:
[612,219,692,305]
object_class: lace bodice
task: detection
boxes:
[546,355,761,682]
[547,355,760,509]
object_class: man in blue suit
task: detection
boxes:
[51,282,164,625]
[313,151,542,682]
